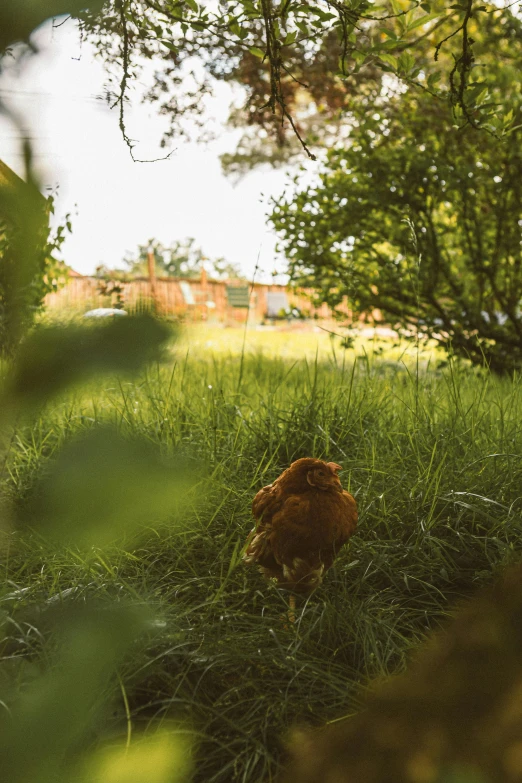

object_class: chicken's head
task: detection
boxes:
[307,460,343,491]
[283,458,343,492]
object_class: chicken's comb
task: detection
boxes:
[327,462,342,473]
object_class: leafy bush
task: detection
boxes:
[0,156,69,356]
[271,88,522,373]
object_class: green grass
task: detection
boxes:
[2,326,522,782]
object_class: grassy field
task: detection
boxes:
[2,324,522,782]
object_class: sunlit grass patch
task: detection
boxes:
[179,322,442,369]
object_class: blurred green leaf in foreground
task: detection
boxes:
[0,0,104,51]
[0,602,192,783]
[0,604,148,783]
[0,148,66,358]
[18,425,199,547]
[0,136,194,778]
[1,314,173,414]
[81,727,192,783]
[0,4,197,783]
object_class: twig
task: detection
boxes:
[113,0,175,162]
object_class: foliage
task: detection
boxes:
[3,314,172,410]
[2,334,522,782]
[0,280,195,783]
[220,0,522,178]
[118,237,245,280]
[0,0,104,51]
[271,86,522,373]
[0,297,196,782]
[77,0,521,163]
[2,5,522,783]
[0,0,77,356]
[282,561,522,783]
[0,4,200,781]
[0,156,70,356]
[0,603,156,783]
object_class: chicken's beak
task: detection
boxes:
[327,462,342,474]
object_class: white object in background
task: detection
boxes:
[179,281,196,305]
[266,291,289,317]
[83,308,128,318]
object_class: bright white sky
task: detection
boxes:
[0,19,300,281]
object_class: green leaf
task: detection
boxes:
[283,30,297,45]
[0,0,104,50]
[407,12,439,31]
[398,51,415,72]
[0,149,52,355]
[241,1,258,16]
[80,729,193,783]
[184,0,198,13]
[249,46,265,58]
[379,27,398,40]
[0,603,152,783]
[311,8,335,21]
[503,123,522,136]
[2,315,173,413]
[377,39,398,51]
[352,50,367,65]
[19,425,201,547]
[162,40,178,52]
[380,53,398,69]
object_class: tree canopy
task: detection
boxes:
[73,0,522,164]
[271,77,522,371]
[2,1,520,167]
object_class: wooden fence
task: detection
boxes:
[45,275,347,323]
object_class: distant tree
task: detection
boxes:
[210,256,247,282]
[120,238,245,281]
[271,88,522,373]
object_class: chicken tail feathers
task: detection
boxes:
[281,558,325,593]
[243,528,271,565]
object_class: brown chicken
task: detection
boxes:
[243,458,358,599]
